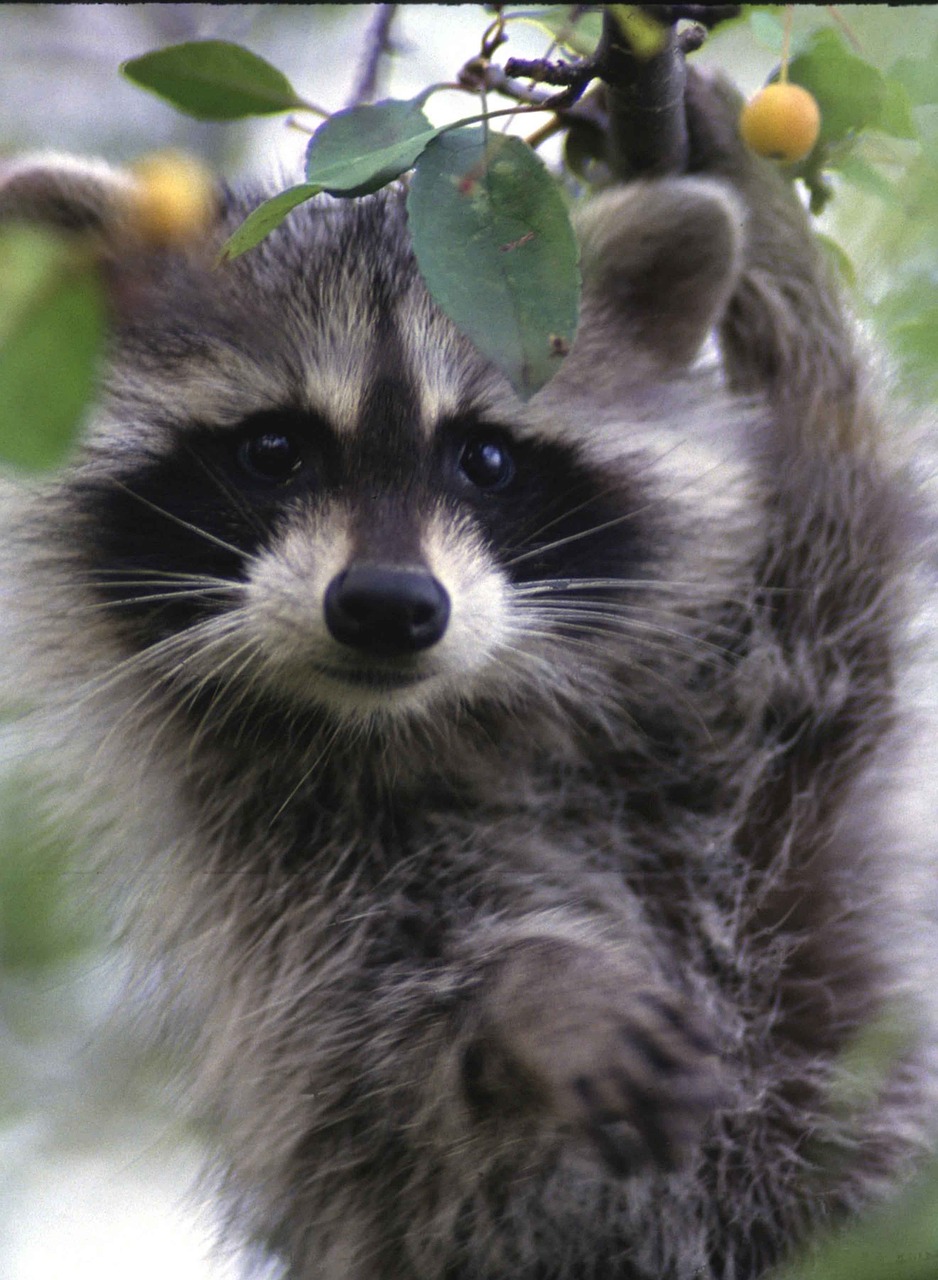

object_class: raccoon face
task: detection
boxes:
[72,369,657,726]
[2,162,745,730]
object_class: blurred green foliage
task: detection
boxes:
[0,225,105,473]
[0,775,97,973]
[738,6,938,408]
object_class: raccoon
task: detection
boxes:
[1,69,936,1280]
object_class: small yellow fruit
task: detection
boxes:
[126,151,216,247]
[739,83,821,163]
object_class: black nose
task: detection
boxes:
[324,565,450,655]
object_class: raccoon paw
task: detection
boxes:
[561,992,731,1174]
[465,949,730,1175]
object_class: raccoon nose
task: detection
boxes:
[324,566,450,655]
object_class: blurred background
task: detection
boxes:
[1,6,936,1279]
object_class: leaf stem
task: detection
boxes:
[780,5,792,83]
[291,99,331,120]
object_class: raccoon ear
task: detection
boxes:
[0,153,138,239]
[573,177,746,375]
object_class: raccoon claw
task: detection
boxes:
[572,1057,727,1174]
[469,943,731,1175]
[556,994,730,1174]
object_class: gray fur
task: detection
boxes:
[1,71,936,1279]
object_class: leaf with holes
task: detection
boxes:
[122,40,306,120]
[407,127,579,400]
[222,99,512,260]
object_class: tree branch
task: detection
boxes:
[599,8,689,179]
[499,5,741,178]
[347,4,398,108]
[594,6,740,178]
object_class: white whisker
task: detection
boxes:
[503,439,693,560]
[183,637,265,765]
[107,478,246,561]
[85,617,246,771]
[270,718,346,826]
[523,598,742,641]
[67,614,241,711]
[519,605,736,661]
[502,509,646,570]
[89,569,239,585]
[76,585,238,611]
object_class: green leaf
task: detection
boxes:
[303,95,521,198]
[815,232,856,287]
[222,99,534,262]
[305,96,443,196]
[122,40,305,120]
[0,227,104,472]
[407,127,580,400]
[219,183,323,262]
[787,29,913,147]
[835,154,903,205]
[890,53,938,107]
[890,306,938,398]
[608,6,668,60]
[877,78,917,141]
[747,9,813,58]
[775,1156,938,1280]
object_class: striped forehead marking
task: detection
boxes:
[397,292,487,427]
[299,297,380,436]
[293,293,436,443]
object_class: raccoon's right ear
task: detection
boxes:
[571,177,746,377]
[0,153,138,240]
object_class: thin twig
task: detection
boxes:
[826,4,863,52]
[461,62,608,134]
[503,55,584,90]
[346,4,398,108]
[466,62,567,110]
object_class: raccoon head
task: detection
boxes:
[1,157,746,737]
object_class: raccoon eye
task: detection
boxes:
[459,434,515,491]
[238,431,303,483]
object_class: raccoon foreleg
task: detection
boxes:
[684,70,908,1049]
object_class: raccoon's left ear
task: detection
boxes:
[572,177,746,376]
[0,151,223,257]
[0,153,140,239]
